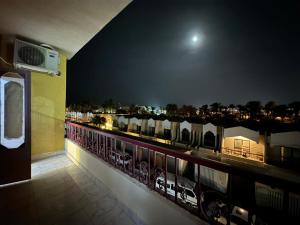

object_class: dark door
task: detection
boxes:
[0,69,31,185]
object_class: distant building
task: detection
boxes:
[110,114,300,170]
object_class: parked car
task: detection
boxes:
[200,191,266,225]
[110,151,131,166]
[156,172,198,207]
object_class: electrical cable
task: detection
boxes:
[0,56,12,66]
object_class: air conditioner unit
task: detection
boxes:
[13,39,60,75]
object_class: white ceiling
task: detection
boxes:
[0,0,132,58]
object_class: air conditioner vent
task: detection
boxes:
[18,46,45,66]
[14,39,59,75]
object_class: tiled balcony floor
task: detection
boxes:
[0,154,144,225]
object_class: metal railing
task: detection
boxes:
[66,122,300,225]
[222,147,264,162]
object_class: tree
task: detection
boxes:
[237,104,247,119]
[91,115,102,127]
[91,115,106,128]
[179,105,197,117]
[210,102,222,114]
[245,101,262,120]
[199,104,209,117]
[274,105,288,119]
[264,101,277,119]
[102,99,116,113]
[166,104,178,116]
[227,104,236,115]
[129,104,138,115]
[100,117,107,125]
[289,101,300,119]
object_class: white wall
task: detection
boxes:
[162,119,171,129]
[128,117,141,131]
[155,120,163,135]
[270,131,300,148]
[118,116,129,125]
[129,117,141,126]
[180,120,192,132]
[65,139,204,225]
[224,126,259,143]
[203,123,217,136]
[148,118,155,127]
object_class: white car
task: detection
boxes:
[156,172,198,207]
[110,151,131,166]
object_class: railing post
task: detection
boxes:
[283,190,289,218]
[114,140,117,167]
[133,145,137,177]
[175,157,178,203]
[226,174,232,225]
[91,131,94,153]
[148,148,151,186]
[122,141,125,171]
[104,136,107,160]
[110,138,113,164]
[96,133,99,156]
[197,164,201,215]
[84,129,86,148]
[164,154,167,196]
[76,127,79,142]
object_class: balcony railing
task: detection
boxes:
[66,122,300,225]
[222,147,264,162]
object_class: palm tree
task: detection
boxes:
[179,105,197,117]
[91,115,102,127]
[274,105,288,119]
[102,99,116,113]
[245,101,262,120]
[210,102,221,114]
[166,104,178,116]
[288,101,300,120]
[91,115,107,128]
[129,104,138,115]
[228,104,236,115]
[264,101,277,119]
[199,104,209,117]
[237,104,247,119]
[100,117,107,126]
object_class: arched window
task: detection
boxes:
[204,131,215,148]
[181,128,190,143]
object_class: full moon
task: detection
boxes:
[192,35,198,42]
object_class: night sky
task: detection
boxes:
[67,0,300,107]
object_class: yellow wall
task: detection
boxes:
[223,136,265,161]
[31,53,67,156]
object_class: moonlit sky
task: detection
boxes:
[67,0,300,107]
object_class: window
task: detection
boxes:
[171,184,175,190]
[185,189,195,198]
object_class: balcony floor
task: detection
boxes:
[0,154,144,225]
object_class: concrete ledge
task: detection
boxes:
[65,139,207,225]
